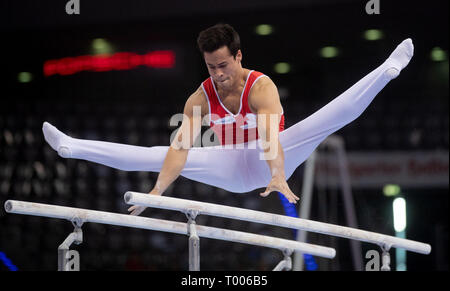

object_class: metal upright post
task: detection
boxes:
[186,209,200,271]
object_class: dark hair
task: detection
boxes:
[197,23,240,58]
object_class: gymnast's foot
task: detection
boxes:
[384,38,414,79]
[42,122,73,158]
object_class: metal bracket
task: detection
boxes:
[58,217,84,271]
[273,249,293,271]
[71,216,85,229]
[185,209,199,223]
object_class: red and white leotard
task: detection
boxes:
[201,70,285,145]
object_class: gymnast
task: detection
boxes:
[42,23,414,216]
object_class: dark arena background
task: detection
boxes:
[0,0,448,272]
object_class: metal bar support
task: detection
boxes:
[57,217,84,271]
[273,249,293,271]
[186,209,200,271]
[380,243,392,271]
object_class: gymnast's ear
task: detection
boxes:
[235,49,242,63]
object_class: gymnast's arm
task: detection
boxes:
[152,87,206,195]
[128,87,205,215]
[250,77,300,204]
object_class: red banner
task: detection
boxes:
[44,51,176,77]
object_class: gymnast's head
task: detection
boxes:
[197,23,243,89]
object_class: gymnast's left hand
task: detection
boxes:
[260,175,300,204]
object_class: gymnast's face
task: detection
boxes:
[204,46,242,90]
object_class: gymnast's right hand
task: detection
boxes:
[128,205,146,216]
[128,188,162,216]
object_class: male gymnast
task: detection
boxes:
[42,23,414,216]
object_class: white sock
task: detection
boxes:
[383,38,414,79]
[42,122,73,158]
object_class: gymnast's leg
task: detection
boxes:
[42,122,167,172]
[246,39,414,189]
[42,122,249,192]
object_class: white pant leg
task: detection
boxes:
[66,137,249,193]
[68,138,167,172]
[245,60,395,191]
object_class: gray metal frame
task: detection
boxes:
[294,135,363,271]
